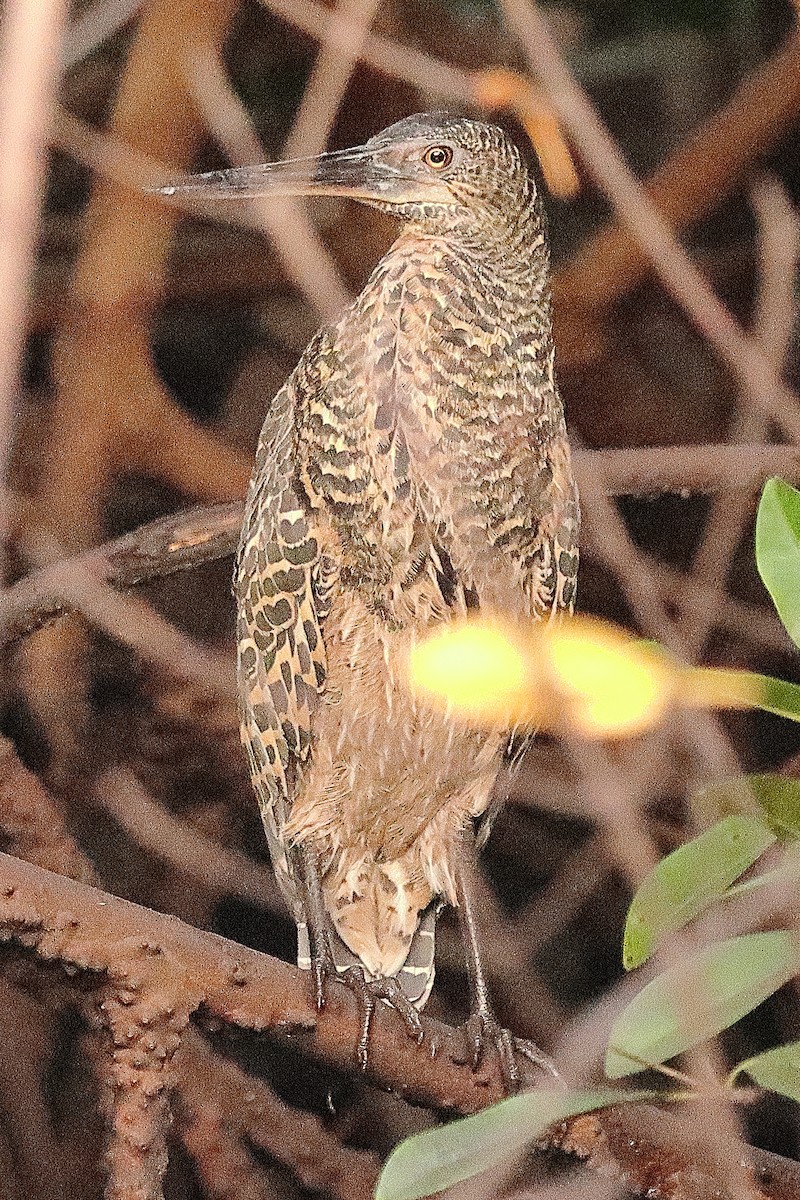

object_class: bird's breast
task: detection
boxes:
[297,235,567,617]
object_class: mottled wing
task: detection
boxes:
[235,374,331,934]
[535,434,580,618]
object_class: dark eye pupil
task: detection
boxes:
[426,146,450,167]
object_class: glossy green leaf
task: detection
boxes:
[756,477,800,649]
[623,815,775,969]
[732,1040,800,1103]
[694,774,800,840]
[754,674,800,723]
[375,1089,652,1200]
[606,931,800,1078]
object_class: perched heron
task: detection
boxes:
[156,113,579,1079]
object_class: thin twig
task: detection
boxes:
[503,0,800,445]
[61,0,143,70]
[677,179,800,661]
[183,46,352,321]
[283,0,384,160]
[576,443,800,497]
[94,767,281,909]
[0,0,68,489]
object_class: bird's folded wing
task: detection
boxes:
[235,377,330,911]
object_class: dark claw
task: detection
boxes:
[513,1035,563,1085]
[367,974,425,1045]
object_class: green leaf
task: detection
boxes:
[606,931,800,1079]
[375,1089,652,1200]
[732,1040,800,1103]
[678,666,800,724]
[753,674,800,723]
[623,815,775,969]
[694,774,800,840]
[756,477,800,648]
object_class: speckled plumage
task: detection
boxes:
[231,114,579,1007]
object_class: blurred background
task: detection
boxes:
[1,0,800,1196]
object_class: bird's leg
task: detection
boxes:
[299,845,335,1010]
[299,847,423,1069]
[455,829,562,1092]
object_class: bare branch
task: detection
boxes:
[4,849,800,1200]
[553,29,800,353]
[0,0,68,487]
[557,1103,800,1200]
[2,501,241,643]
[2,438,797,648]
[94,767,282,910]
[576,443,800,498]
[0,849,510,1112]
[61,0,144,70]
[178,1029,380,1200]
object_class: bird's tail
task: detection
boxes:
[296,901,440,1009]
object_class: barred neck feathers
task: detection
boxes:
[353,224,557,414]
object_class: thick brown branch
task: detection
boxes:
[2,502,241,643]
[557,1104,800,1200]
[0,738,379,1199]
[178,1029,380,1200]
[5,852,800,1200]
[97,975,196,1200]
[0,850,509,1112]
[0,734,97,883]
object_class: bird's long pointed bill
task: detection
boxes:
[152,146,397,203]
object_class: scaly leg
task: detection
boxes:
[299,844,335,1011]
[456,828,562,1091]
[300,845,423,1070]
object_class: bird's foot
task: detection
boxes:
[339,966,424,1071]
[460,1011,563,1093]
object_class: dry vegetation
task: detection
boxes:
[0,0,800,1197]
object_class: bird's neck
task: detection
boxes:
[405,206,549,276]
[387,220,555,351]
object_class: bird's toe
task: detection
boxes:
[337,967,424,1070]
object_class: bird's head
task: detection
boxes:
[153,113,541,241]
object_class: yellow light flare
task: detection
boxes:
[407,616,788,739]
[407,619,537,727]
[543,620,672,737]
[407,615,674,738]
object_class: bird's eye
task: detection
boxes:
[422,144,453,170]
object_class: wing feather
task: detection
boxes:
[235,375,333,917]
